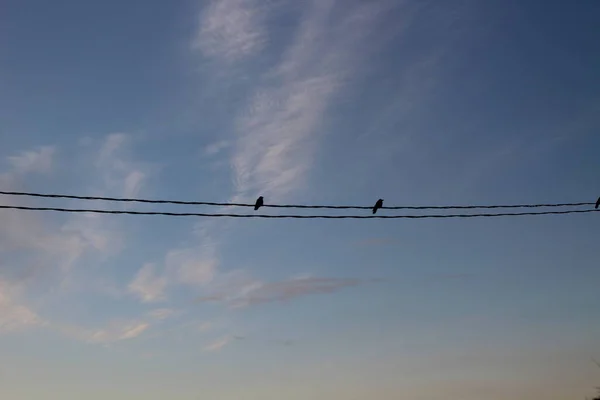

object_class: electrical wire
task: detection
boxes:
[0,190,594,210]
[0,204,597,219]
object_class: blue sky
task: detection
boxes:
[1,0,600,399]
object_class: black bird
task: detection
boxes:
[372,199,384,214]
[595,196,600,209]
[254,196,264,211]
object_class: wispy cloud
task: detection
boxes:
[53,133,148,275]
[98,133,127,160]
[96,133,147,198]
[165,247,217,286]
[193,0,267,61]
[0,148,94,275]
[176,2,387,338]
[0,201,86,270]
[0,280,43,333]
[61,320,150,344]
[198,274,370,308]
[123,170,145,199]
[146,308,180,321]
[128,263,168,303]
[1,136,155,340]
[7,146,55,175]
[0,144,130,339]
[116,322,149,340]
[203,335,231,352]
[2,280,155,344]
[129,230,219,305]
[198,321,213,333]
[231,0,385,201]
[59,133,150,291]
[203,140,231,157]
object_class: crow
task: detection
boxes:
[372,199,384,214]
[254,196,264,211]
[596,196,600,209]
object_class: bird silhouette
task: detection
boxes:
[372,199,384,214]
[254,196,264,211]
[596,196,600,209]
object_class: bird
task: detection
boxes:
[596,196,600,209]
[372,198,384,214]
[254,196,264,211]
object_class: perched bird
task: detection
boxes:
[254,196,264,211]
[372,199,384,214]
[596,196,600,209]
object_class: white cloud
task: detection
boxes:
[147,308,179,321]
[204,140,231,157]
[128,264,168,303]
[232,76,337,199]
[197,272,368,309]
[86,321,150,344]
[231,0,383,201]
[166,247,217,286]
[0,148,125,331]
[123,170,145,198]
[203,335,231,352]
[172,2,384,320]
[0,304,41,333]
[118,322,149,340]
[198,321,213,333]
[48,132,149,296]
[130,231,218,304]
[60,214,114,254]
[98,133,128,161]
[0,281,43,333]
[68,132,149,254]
[0,161,92,273]
[193,0,266,61]
[0,137,154,340]
[96,133,147,198]
[56,318,150,345]
[8,146,55,174]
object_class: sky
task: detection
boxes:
[1,0,600,399]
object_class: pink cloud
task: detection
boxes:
[197,275,374,308]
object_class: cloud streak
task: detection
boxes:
[128,263,168,303]
[0,148,94,276]
[60,320,150,344]
[198,275,370,308]
[203,335,231,352]
[95,133,147,199]
[147,308,180,321]
[193,0,267,61]
[0,280,43,333]
[7,146,55,175]
[203,140,231,157]
[231,0,385,201]
[165,247,217,287]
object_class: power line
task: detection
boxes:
[0,190,595,210]
[0,204,597,219]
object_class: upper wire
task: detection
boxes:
[0,190,594,210]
